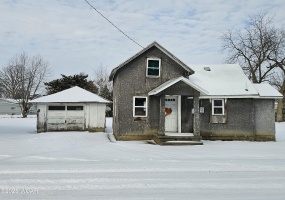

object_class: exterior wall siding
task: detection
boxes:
[36,104,47,133]
[200,99,255,140]
[88,103,106,132]
[254,99,276,141]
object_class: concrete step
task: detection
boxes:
[153,134,203,145]
[161,140,203,146]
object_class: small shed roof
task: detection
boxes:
[30,86,110,103]
[253,83,283,99]
[109,41,194,81]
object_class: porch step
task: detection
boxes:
[161,140,203,146]
[153,134,203,146]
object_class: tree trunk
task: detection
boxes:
[276,80,285,122]
[21,101,28,118]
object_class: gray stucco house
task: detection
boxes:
[109,41,282,144]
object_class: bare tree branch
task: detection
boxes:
[0,52,52,117]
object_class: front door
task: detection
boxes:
[165,96,178,132]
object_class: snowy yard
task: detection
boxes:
[0,116,285,200]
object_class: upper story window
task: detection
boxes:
[133,96,147,117]
[212,99,225,115]
[146,58,161,77]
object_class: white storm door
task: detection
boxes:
[165,96,178,132]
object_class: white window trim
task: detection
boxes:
[146,58,161,77]
[212,99,225,115]
[133,96,148,117]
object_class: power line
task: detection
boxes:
[84,0,144,49]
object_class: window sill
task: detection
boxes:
[134,117,147,122]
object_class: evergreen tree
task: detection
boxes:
[44,73,98,95]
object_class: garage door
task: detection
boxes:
[47,105,85,131]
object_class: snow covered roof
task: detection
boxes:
[149,64,282,99]
[109,41,194,81]
[188,64,259,98]
[30,86,110,103]
[0,98,18,104]
[253,83,283,99]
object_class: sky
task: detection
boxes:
[0,0,285,81]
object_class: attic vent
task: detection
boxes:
[204,67,211,71]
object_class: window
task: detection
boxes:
[212,99,225,115]
[133,97,147,117]
[147,58,161,77]
[67,106,83,111]
[48,106,65,110]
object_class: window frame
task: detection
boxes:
[212,99,225,115]
[146,58,161,78]
[133,96,148,117]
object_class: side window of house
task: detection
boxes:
[212,99,225,115]
[133,97,147,117]
[146,58,161,77]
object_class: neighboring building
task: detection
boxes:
[109,41,282,144]
[0,98,22,115]
[30,86,110,133]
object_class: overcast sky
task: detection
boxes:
[0,0,285,80]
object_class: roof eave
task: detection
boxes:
[199,94,283,99]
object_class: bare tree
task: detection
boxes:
[93,65,112,116]
[0,52,51,117]
[93,65,112,100]
[221,11,285,121]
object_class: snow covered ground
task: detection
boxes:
[0,116,285,200]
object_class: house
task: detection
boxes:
[109,41,282,144]
[30,86,110,133]
[0,98,22,115]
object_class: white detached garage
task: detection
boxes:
[30,86,110,133]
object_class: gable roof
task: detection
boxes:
[253,83,283,99]
[109,41,194,81]
[30,86,110,103]
[149,76,208,96]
